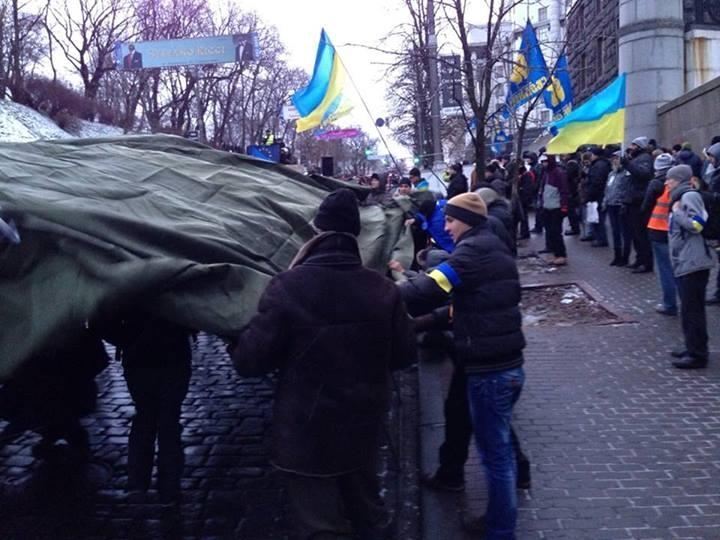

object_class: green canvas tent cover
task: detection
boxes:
[0,135,418,379]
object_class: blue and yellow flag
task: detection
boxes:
[544,53,574,120]
[292,30,352,133]
[503,21,549,117]
[546,74,626,155]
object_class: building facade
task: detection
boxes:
[567,0,720,140]
[566,0,620,106]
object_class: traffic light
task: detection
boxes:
[413,156,421,164]
[364,148,372,157]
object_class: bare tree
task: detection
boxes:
[382,0,436,162]
[1,0,48,103]
[46,0,135,103]
[134,0,212,132]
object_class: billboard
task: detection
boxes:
[114,33,259,70]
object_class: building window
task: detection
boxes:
[596,37,604,75]
[540,109,551,124]
[580,53,586,90]
[538,7,548,22]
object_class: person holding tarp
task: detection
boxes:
[100,313,192,504]
[396,192,526,538]
[0,327,108,461]
[230,188,416,540]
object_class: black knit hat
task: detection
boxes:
[313,188,361,236]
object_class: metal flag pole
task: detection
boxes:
[333,48,404,175]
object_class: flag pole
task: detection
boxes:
[333,48,404,175]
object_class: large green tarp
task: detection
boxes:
[0,135,415,379]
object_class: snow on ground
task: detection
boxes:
[0,99,124,142]
[74,119,125,139]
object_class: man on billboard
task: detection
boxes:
[123,44,143,69]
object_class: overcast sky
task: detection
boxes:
[235,0,412,156]
[234,0,518,158]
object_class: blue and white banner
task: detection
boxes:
[502,21,549,117]
[544,53,574,120]
[114,33,259,70]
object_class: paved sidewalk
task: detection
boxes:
[0,335,420,539]
[420,231,720,540]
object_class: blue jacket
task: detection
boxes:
[416,199,455,253]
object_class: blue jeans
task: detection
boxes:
[651,240,677,311]
[467,367,525,540]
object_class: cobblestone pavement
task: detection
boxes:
[0,334,420,539]
[421,229,720,540]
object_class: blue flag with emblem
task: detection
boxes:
[503,21,549,118]
[544,53,574,120]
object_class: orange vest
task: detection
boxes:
[647,187,671,232]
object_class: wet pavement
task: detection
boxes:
[420,229,720,540]
[0,335,420,539]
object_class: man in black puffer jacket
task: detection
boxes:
[398,192,525,538]
[232,189,416,540]
[447,163,469,199]
[584,147,612,247]
[623,136,655,272]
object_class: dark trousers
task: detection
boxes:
[626,204,653,268]
[567,200,581,233]
[124,359,191,496]
[677,270,710,361]
[285,459,389,540]
[607,205,633,261]
[544,208,567,258]
[518,202,531,239]
[592,208,608,244]
[437,365,527,480]
[532,208,544,233]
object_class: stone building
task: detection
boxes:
[566,0,619,106]
[567,0,720,140]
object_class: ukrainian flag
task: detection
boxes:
[292,30,352,133]
[546,74,626,154]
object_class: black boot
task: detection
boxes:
[517,456,531,489]
[609,251,622,266]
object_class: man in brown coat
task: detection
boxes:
[231,188,416,539]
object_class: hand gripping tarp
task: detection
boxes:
[0,135,414,379]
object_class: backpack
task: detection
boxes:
[699,191,720,240]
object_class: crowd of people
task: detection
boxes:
[2,133,719,539]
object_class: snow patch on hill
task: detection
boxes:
[0,99,124,142]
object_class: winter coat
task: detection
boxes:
[624,151,654,205]
[565,159,582,206]
[447,172,469,199]
[584,157,612,203]
[362,189,391,207]
[540,157,569,210]
[231,232,416,476]
[518,170,535,207]
[709,166,720,195]
[641,173,668,216]
[487,198,516,255]
[642,172,670,242]
[0,329,108,430]
[668,187,716,277]
[603,167,632,207]
[398,219,525,374]
[416,199,455,253]
[677,150,704,179]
